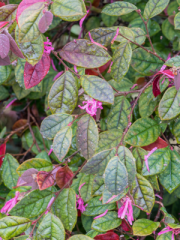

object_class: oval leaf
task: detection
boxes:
[59,39,111,68]
[143,0,170,19]
[0,34,10,59]
[37,171,55,190]
[80,174,95,202]
[56,165,74,188]
[102,2,137,16]
[38,11,53,33]
[133,219,160,236]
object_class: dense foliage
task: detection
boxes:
[1,0,180,239]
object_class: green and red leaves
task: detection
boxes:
[104,156,128,195]
[38,11,53,33]
[133,219,160,236]
[56,165,74,188]
[59,39,111,68]
[80,75,114,104]
[102,2,137,16]
[53,126,72,161]
[48,71,78,114]
[0,4,18,21]
[0,34,10,59]
[51,0,87,22]
[77,114,99,160]
[125,117,161,147]
[0,216,31,240]
[24,53,50,89]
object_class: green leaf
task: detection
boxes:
[156,232,172,240]
[175,12,180,30]
[2,154,19,190]
[162,18,180,41]
[16,158,53,176]
[18,2,44,42]
[158,87,180,120]
[15,25,44,65]
[0,216,31,240]
[145,175,160,191]
[53,126,72,161]
[142,147,171,176]
[92,211,121,232]
[83,196,116,216]
[9,189,53,218]
[86,16,100,31]
[111,42,132,82]
[129,17,151,36]
[160,207,175,224]
[178,0,180,6]
[81,215,94,232]
[102,2,137,16]
[115,27,135,43]
[109,78,134,92]
[40,114,73,140]
[172,118,180,143]
[86,230,100,238]
[117,146,136,188]
[68,235,93,240]
[102,187,128,204]
[125,117,161,147]
[139,86,159,117]
[48,71,78,114]
[131,27,146,47]
[80,174,95,202]
[13,83,30,100]
[81,148,116,175]
[143,0,170,19]
[131,173,155,213]
[59,39,111,68]
[101,14,118,27]
[54,188,77,231]
[92,174,104,196]
[0,85,9,100]
[159,150,180,193]
[36,212,65,240]
[133,219,160,236]
[51,0,87,22]
[85,27,117,47]
[0,65,12,84]
[107,96,131,130]
[14,235,30,240]
[165,55,180,67]
[76,114,99,160]
[131,48,163,76]
[97,129,123,152]
[0,4,17,21]
[81,75,114,104]
[104,156,128,195]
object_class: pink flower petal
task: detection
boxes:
[79,182,86,193]
[5,98,17,109]
[48,148,53,156]
[155,194,162,199]
[105,195,118,204]
[88,32,107,50]
[53,71,64,81]
[79,10,89,28]
[111,27,119,44]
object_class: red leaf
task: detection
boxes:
[16,0,46,23]
[24,52,50,89]
[120,219,131,232]
[0,21,8,29]
[142,137,168,151]
[0,143,6,167]
[0,2,5,7]
[56,165,73,188]
[37,171,55,190]
[152,75,161,97]
[94,231,119,240]
[0,34,10,59]
[38,11,53,33]
[0,55,10,66]
[3,29,24,59]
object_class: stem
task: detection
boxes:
[118,33,165,62]
[136,10,155,53]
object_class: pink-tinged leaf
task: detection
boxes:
[0,4,18,21]
[174,69,180,91]
[0,143,6,167]
[24,52,50,89]
[0,55,10,66]
[94,231,119,240]
[16,168,39,190]
[0,34,10,59]
[152,75,161,97]
[37,171,55,190]
[56,165,73,188]
[16,0,46,23]
[142,137,168,151]
[38,11,53,33]
[0,2,5,7]
[0,21,8,29]
[3,30,24,58]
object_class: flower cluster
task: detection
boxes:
[1,191,19,215]
[118,196,134,225]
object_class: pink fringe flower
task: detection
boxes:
[78,95,103,116]
[53,71,64,81]
[111,27,119,44]
[107,61,113,73]
[158,226,180,240]
[94,209,108,219]
[5,98,17,109]
[79,10,89,29]
[45,196,55,214]
[118,196,134,225]
[88,32,107,50]
[1,191,19,215]
[144,147,157,172]
[76,182,88,213]
[155,194,162,200]
[44,38,54,54]
[48,148,53,156]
